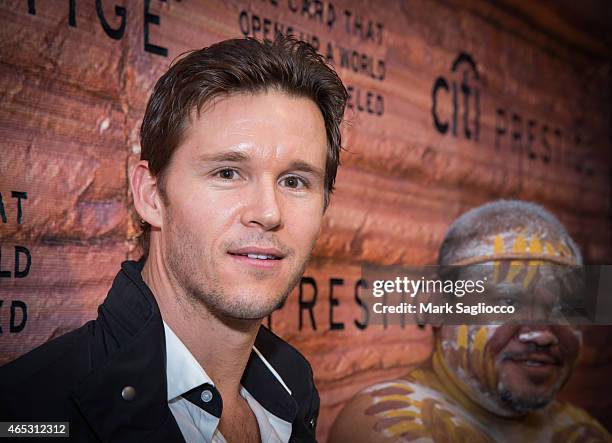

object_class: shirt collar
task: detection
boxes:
[163,321,213,401]
[163,321,297,423]
[163,321,295,442]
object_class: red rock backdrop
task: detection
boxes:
[1,0,611,439]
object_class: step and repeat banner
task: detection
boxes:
[1,0,610,439]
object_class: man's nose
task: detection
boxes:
[240,179,282,230]
[517,327,559,347]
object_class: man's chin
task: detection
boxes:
[201,287,290,320]
[497,385,557,413]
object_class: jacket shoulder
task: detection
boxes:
[0,320,92,388]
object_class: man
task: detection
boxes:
[0,35,347,442]
[330,200,611,442]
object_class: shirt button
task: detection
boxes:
[121,386,136,401]
[201,389,213,403]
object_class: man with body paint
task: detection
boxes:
[330,200,611,443]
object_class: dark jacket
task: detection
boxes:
[0,260,319,442]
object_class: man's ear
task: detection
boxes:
[131,160,163,229]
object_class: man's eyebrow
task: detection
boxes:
[288,160,325,180]
[196,152,324,178]
[197,150,249,163]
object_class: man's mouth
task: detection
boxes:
[232,253,280,260]
[519,360,554,368]
[522,360,548,367]
[227,247,285,263]
[502,353,562,370]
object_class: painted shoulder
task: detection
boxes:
[549,402,612,443]
[330,369,494,443]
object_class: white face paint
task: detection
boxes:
[518,331,552,343]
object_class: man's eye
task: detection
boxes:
[216,168,238,180]
[498,298,518,307]
[282,176,306,189]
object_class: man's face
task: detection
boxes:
[492,324,580,411]
[157,91,328,320]
[438,265,582,415]
[439,323,580,415]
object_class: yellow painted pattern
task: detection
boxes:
[366,378,496,442]
[382,410,420,419]
[493,235,505,283]
[506,235,527,283]
[378,394,422,408]
[486,234,577,288]
[524,237,544,288]
[487,235,576,274]
[386,420,426,436]
[457,325,468,349]
[385,382,415,392]
[472,327,489,386]
[473,327,488,354]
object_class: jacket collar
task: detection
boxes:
[70,260,297,442]
[71,259,181,442]
[243,339,298,423]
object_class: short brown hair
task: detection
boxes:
[137,34,348,254]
